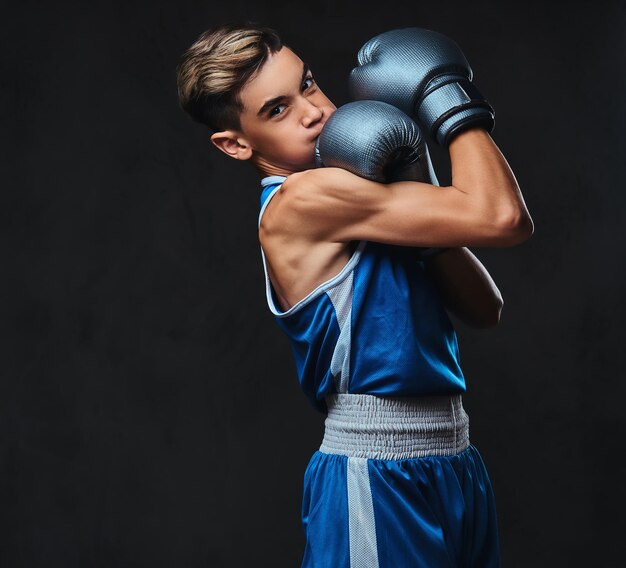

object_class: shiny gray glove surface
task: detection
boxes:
[314,100,448,259]
[349,27,494,146]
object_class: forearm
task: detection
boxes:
[424,247,503,328]
[448,129,534,240]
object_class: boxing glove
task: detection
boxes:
[314,100,436,183]
[349,27,494,146]
[314,100,449,259]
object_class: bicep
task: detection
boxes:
[287,167,502,248]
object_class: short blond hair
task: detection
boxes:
[176,23,284,132]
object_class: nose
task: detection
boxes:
[301,99,324,128]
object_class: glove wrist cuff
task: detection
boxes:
[416,79,495,145]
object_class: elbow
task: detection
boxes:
[494,209,535,246]
[472,305,502,329]
[472,298,504,329]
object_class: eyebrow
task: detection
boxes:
[256,62,310,116]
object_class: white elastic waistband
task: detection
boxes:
[319,393,470,460]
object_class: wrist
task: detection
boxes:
[448,127,492,149]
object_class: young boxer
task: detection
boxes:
[177,23,533,567]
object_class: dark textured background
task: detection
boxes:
[1,0,624,566]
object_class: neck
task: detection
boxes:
[252,155,315,178]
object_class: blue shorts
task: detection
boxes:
[300,395,500,567]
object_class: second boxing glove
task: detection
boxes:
[349,27,494,146]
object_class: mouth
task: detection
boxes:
[310,123,327,143]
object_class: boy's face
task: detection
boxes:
[211,46,337,176]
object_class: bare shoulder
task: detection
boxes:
[258,170,357,310]
[277,167,391,243]
[259,170,313,240]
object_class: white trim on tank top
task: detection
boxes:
[258,182,367,318]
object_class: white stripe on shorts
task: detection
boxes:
[347,457,379,568]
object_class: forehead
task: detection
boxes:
[239,47,305,113]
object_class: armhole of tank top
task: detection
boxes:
[258,183,367,319]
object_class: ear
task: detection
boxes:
[210,130,253,161]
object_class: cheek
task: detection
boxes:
[269,135,306,158]
[316,89,336,110]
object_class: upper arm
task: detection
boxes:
[283,167,524,248]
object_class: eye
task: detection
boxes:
[269,103,287,118]
[302,75,316,90]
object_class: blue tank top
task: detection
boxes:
[259,175,466,413]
